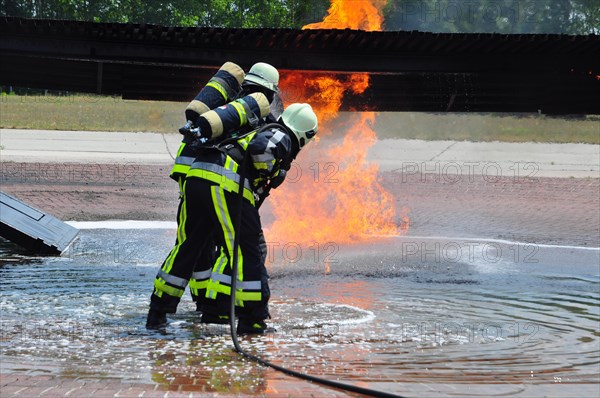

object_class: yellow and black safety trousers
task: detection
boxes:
[168,153,218,307]
[170,138,256,305]
[150,173,270,321]
[193,229,268,317]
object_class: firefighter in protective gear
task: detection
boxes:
[167,62,282,313]
[146,103,318,334]
[146,93,270,331]
[165,63,244,327]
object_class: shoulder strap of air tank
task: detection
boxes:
[210,75,237,101]
[217,122,277,147]
[217,123,282,164]
[256,122,283,133]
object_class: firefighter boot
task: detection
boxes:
[146,309,167,330]
[200,313,230,324]
[236,319,276,335]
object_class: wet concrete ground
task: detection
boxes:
[1,228,599,398]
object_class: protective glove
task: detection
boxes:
[255,169,286,208]
[269,169,286,189]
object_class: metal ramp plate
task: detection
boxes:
[0,191,79,255]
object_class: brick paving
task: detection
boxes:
[1,163,177,222]
[1,160,599,397]
[382,172,600,247]
[2,161,598,247]
[0,373,366,398]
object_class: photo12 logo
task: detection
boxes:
[265,241,339,265]
[284,161,340,184]
[1,162,139,184]
[0,320,125,342]
[398,240,539,264]
[396,161,539,184]
[398,320,540,345]
[64,240,145,264]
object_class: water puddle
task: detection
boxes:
[1,224,599,396]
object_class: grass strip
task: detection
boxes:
[1,94,598,144]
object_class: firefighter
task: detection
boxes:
[147,92,270,329]
[147,103,318,334]
[170,62,282,309]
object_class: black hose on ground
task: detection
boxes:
[228,152,407,398]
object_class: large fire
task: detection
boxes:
[267,110,399,245]
[264,0,410,250]
[302,0,387,31]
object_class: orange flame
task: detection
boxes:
[267,111,399,245]
[264,0,408,252]
[279,72,367,125]
[302,0,387,31]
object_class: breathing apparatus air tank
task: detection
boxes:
[196,92,271,141]
[184,62,246,123]
[171,62,245,182]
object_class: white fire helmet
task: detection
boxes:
[243,62,279,92]
[280,103,318,148]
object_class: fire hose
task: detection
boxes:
[228,152,406,398]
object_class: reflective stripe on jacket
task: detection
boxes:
[170,142,196,182]
[186,125,293,206]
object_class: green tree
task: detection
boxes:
[569,0,600,34]
[0,0,596,33]
[196,0,329,28]
[382,0,599,34]
[0,0,330,28]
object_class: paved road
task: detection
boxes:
[2,128,599,178]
